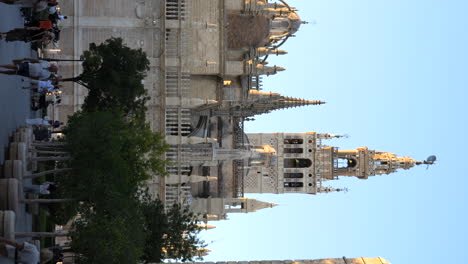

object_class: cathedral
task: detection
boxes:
[55,0,431,222]
[170,257,391,264]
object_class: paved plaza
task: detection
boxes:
[0,5,35,263]
[0,5,36,164]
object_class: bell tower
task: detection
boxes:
[190,197,277,221]
[244,131,427,195]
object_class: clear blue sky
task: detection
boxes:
[200,0,468,263]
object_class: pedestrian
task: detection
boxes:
[0,0,56,12]
[32,0,59,21]
[23,79,55,93]
[0,58,58,80]
[28,19,54,30]
[24,182,57,195]
[49,13,67,24]
[0,236,53,264]
[26,117,62,128]
[0,28,54,44]
[0,0,45,10]
[26,117,51,126]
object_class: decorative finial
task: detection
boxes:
[420,155,437,170]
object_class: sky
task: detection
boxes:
[199,0,468,263]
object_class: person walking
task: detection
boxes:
[0,236,53,264]
[23,182,57,195]
[0,0,56,12]
[0,58,58,80]
[0,28,54,44]
[22,79,56,93]
[25,117,62,128]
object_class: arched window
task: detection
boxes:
[284,158,312,168]
[284,173,304,178]
[271,20,290,29]
[336,158,357,168]
[284,138,303,144]
[284,182,304,188]
[284,148,303,154]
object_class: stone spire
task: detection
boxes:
[190,197,277,221]
[246,90,325,116]
[242,197,278,212]
[255,47,288,57]
[373,151,427,175]
[320,147,426,180]
[213,90,325,118]
[253,63,285,76]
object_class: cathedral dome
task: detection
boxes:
[269,10,303,37]
[288,12,302,35]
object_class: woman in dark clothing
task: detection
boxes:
[0,27,54,44]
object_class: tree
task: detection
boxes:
[161,203,206,262]
[137,191,206,263]
[58,110,167,207]
[70,206,146,264]
[61,37,150,116]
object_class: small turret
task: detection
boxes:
[256,47,288,57]
[317,187,348,194]
[255,63,285,76]
[318,133,349,139]
[196,224,217,230]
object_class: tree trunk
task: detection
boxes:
[20,198,77,204]
[24,168,72,179]
[38,57,83,62]
[31,157,71,162]
[31,142,66,146]
[15,232,69,238]
[32,145,66,151]
[60,76,82,82]
[32,150,70,155]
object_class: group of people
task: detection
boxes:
[0,58,63,111]
[0,1,65,263]
[0,0,65,46]
[0,0,66,112]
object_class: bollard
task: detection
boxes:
[13,131,21,142]
[12,160,23,180]
[2,210,15,240]
[0,180,7,210]
[0,211,15,240]
[8,179,19,214]
[3,160,13,178]
[9,142,18,160]
[2,160,24,180]
[17,142,27,163]
[0,179,19,213]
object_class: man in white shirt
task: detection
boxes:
[0,236,53,264]
[23,79,55,93]
[0,58,58,80]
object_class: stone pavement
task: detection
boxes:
[0,4,36,164]
[0,4,35,262]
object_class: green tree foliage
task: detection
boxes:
[71,205,146,264]
[62,37,150,116]
[138,191,206,263]
[162,203,206,262]
[47,37,205,263]
[59,111,167,208]
[70,191,205,264]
